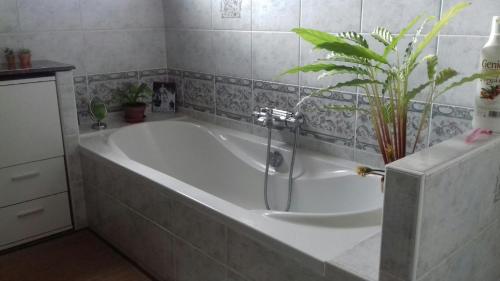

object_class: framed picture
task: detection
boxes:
[152,81,176,113]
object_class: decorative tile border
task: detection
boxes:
[88,71,139,112]
[139,68,168,91]
[215,76,252,122]
[183,71,215,113]
[74,76,88,113]
[168,69,184,107]
[73,68,479,164]
[429,104,473,147]
[299,87,356,147]
[253,80,299,113]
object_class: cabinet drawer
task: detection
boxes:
[0,193,72,248]
[0,79,64,168]
[0,157,68,208]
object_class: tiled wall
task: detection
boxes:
[163,0,497,165]
[0,0,167,121]
[381,134,500,281]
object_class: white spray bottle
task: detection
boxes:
[474,16,500,132]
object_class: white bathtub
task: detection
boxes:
[108,119,383,216]
[80,116,383,261]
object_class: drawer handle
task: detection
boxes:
[11,171,40,181]
[17,207,45,218]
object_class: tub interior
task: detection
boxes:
[107,120,384,217]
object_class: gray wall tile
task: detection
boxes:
[442,0,500,36]
[301,0,362,33]
[227,228,326,281]
[416,145,500,278]
[380,168,422,281]
[252,0,301,31]
[20,31,86,75]
[252,32,299,84]
[174,239,226,281]
[0,0,19,32]
[362,0,441,33]
[84,30,137,74]
[17,0,81,31]
[81,0,164,29]
[130,29,167,71]
[164,0,212,29]
[213,31,252,79]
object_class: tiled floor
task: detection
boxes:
[0,230,152,281]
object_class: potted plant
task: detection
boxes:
[285,2,500,167]
[3,48,15,69]
[113,83,152,123]
[18,48,31,68]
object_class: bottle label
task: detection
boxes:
[480,59,500,101]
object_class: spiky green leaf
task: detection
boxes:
[384,15,422,57]
[435,68,458,85]
[338,31,369,48]
[316,41,389,64]
[371,27,393,47]
[324,79,384,90]
[318,66,371,79]
[439,70,500,95]
[408,2,470,68]
[405,16,434,60]
[407,81,433,100]
[424,55,438,80]
[292,28,345,46]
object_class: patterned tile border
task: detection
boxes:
[87,71,139,112]
[74,76,88,113]
[253,80,299,113]
[429,104,473,147]
[215,76,253,123]
[73,68,479,162]
[182,71,215,113]
[299,87,356,147]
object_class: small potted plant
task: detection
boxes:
[3,48,16,69]
[113,83,152,123]
[18,48,31,68]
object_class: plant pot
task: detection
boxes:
[5,55,16,69]
[18,53,31,68]
[123,103,147,123]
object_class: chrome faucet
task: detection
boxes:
[252,107,304,131]
[252,107,305,212]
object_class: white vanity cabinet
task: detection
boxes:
[0,77,72,250]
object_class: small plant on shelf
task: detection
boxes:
[3,48,15,68]
[113,83,152,123]
[18,48,31,68]
[285,2,500,165]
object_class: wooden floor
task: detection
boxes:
[0,230,152,281]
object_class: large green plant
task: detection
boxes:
[286,2,500,164]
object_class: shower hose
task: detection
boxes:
[263,125,300,212]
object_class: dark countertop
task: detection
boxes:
[0,60,75,80]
